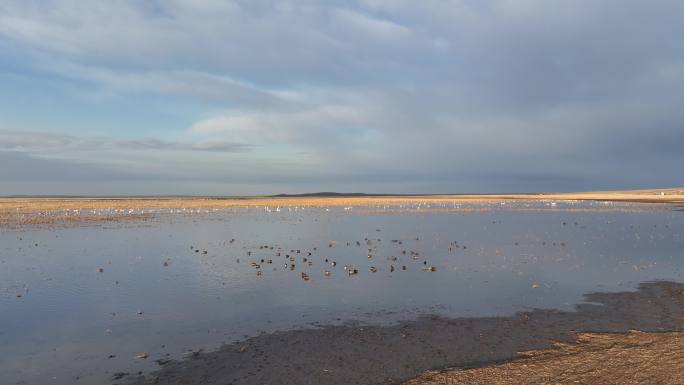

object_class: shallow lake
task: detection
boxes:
[1,200,683,384]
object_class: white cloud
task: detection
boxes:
[39,60,283,105]
[331,8,413,42]
[190,104,369,143]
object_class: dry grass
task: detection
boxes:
[0,188,682,210]
[0,188,682,228]
[402,330,684,385]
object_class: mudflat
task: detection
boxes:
[130,281,684,385]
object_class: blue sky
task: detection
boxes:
[1,0,683,195]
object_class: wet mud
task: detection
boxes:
[128,281,684,385]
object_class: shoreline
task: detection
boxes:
[403,330,684,385]
[2,188,684,206]
[125,281,684,385]
[2,189,683,210]
[1,189,683,229]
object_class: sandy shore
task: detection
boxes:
[403,330,684,385]
[1,188,682,228]
[123,281,684,385]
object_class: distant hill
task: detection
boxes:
[271,192,400,197]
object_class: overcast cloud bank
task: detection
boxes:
[1,0,683,195]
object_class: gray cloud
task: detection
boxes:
[0,129,252,154]
[114,138,253,153]
[0,150,131,182]
[0,1,683,194]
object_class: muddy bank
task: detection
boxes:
[124,281,684,385]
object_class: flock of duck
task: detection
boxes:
[189,233,455,282]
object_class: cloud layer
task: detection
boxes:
[1,1,683,195]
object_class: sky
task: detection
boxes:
[1,0,683,196]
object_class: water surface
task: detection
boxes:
[1,201,683,384]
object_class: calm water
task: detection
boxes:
[1,201,683,384]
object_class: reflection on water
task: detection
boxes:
[1,201,683,384]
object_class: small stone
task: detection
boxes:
[112,372,129,380]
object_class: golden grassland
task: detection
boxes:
[0,188,682,228]
[1,187,683,210]
[401,330,684,385]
